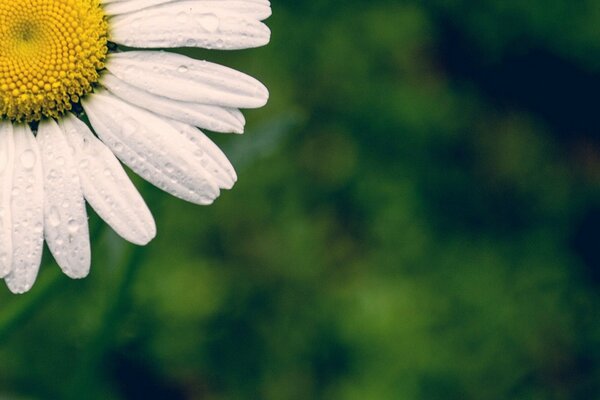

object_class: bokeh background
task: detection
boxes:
[1,0,600,399]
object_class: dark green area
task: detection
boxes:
[1,1,600,399]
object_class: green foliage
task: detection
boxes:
[0,1,599,399]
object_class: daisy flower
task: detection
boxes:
[0,0,271,293]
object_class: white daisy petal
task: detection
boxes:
[168,120,238,189]
[0,123,14,278]
[109,1,271,50]
[101,72,245,133]
[104,0,272,19]
[5,125,44,294]
[83,91,222,205]
[106,51,269,109]
[59,114,156,246]
[37,119,91,279]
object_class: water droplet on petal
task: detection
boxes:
[48,207,61,227]
[67,219,79,233]
[199,14,220,32]
[122,118,139,136]
[20,150,36,169]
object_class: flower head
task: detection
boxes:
[0,0,108,121]
[0,0,271,293]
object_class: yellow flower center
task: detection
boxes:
[0,0,108,122]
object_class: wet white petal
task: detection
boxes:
[107,0,271,17]
[104,0,271,18]
[109,1,271,50]
[168,120,238,189]
[5,125,44,294]
[106,51,269,109]
[59,114,156,246]
[0,123,14,278]
[37,119,91,279]
[101,72,245,133]
[83,91,224,204]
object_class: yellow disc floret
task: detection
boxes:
[0,0,108,122]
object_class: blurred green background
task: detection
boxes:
[1,0,600,399]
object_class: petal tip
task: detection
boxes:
[6,281,33,295]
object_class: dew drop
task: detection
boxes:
[122,118,139,136]
[199,14,220,32]
[67,219,79,233]
[20,150,36,169]
[176,11,188,24]
[48,207,61,227]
